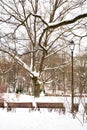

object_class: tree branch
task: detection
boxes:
[39,13,87,49]
[48,13,87,28]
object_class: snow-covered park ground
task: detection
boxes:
[0,93,87,130]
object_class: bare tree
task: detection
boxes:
[0,0,87,96]
[75,51,87,95]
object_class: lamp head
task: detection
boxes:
[69,40,75,51]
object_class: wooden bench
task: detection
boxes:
[7,102,34,112]
[36,102,65,114]
[0,102,4,108]
[84,104,87,114]
[0,99,4,108]
[73,103,79,112]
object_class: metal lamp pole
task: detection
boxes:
[69,40,75,113]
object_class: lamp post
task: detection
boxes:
[69,40,75,113]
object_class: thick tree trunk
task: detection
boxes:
[32,76,40,97]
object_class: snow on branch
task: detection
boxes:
[14,55,39,78]
[0,48,39,78]
[38,13,87,49]
[48,13,87,28]
[31,13,87,29]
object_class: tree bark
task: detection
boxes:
[32,76,40,97]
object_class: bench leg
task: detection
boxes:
[7,107,12,112]
[62,108,65,114]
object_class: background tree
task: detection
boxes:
[75,50,87,95]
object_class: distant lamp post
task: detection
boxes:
[69,40,75,113]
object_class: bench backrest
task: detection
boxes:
[36,102,64,108]
[7,102,33,108]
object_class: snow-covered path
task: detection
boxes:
[0,93,87,130]
[0,108,87,130]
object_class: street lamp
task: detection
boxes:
[69,40,75,113]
